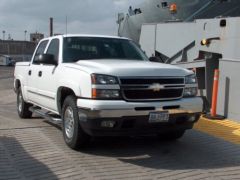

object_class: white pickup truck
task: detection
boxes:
[14,34,203,149]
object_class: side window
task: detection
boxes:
[47,39,60,63]
[33,40,49,64]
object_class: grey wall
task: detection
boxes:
[218,59,240,122]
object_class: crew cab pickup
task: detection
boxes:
[14,34,203,149]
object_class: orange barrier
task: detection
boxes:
[203,69,225,120]
[211,69,219,117]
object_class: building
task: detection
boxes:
[30,33,44,43]
[0,40,36,62]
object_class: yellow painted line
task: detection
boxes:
[194,116,240,145]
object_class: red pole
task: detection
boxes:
[211,69,220,117]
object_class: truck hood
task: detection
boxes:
[66,59,191,77]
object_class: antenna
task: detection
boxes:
[66,15,68,34]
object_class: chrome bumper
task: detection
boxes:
[77,97,203,118]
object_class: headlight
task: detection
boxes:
[91,74,120,99]
[185,74,197,84]
[184,74,198,97]
[91,74,118,85]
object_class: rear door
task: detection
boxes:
[27,40,49,104]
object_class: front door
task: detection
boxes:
[36,38,60,112]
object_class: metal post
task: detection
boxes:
[50,17,53,37]
[2,30,5,40]
[24,30,27,41]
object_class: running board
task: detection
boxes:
[29,107,62,126]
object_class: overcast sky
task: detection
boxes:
[0,0,144,41]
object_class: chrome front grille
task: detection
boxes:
[120,77,185,101]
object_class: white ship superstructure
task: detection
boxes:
[118,0,240,42]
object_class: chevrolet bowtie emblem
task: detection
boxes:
[149,83,165,92]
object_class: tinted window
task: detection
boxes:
[33,40,49,64]
[47,39,59,63]
[62,37,148,63]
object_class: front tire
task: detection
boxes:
[17,88,32,118]
[62,96,90,149]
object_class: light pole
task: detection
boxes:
[2,30,5,40]
[24,30,27,41]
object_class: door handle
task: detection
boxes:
[28,70,31,76]
[38,71,42,77]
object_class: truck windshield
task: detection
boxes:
[63,37,148,62]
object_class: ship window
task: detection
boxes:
[162,2,168,8]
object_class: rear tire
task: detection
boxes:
[62,95,90,149]
[158,130,185,141]
[17,88,32,118]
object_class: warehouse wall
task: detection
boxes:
[0,40,36,61]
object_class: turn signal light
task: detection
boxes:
[92,88,98,99]
[91,88,120,99]
[170,3,177,13]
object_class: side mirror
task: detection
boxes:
[149,56,164,63]
[35,54,57,65]
[149,56,158,62]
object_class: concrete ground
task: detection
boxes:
[0,66,240,180]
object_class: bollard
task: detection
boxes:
[203,69,225,120]
[211,69,219,117]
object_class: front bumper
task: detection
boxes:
[77,97,203,136]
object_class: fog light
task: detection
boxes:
[184,87,198,97]
[101,120,116,128]
[78,112,87,122]
[188,115,196,122]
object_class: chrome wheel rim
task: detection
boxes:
[18,92,23,112]
[64,106,74,139]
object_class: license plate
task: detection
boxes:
[149,111,169,123]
